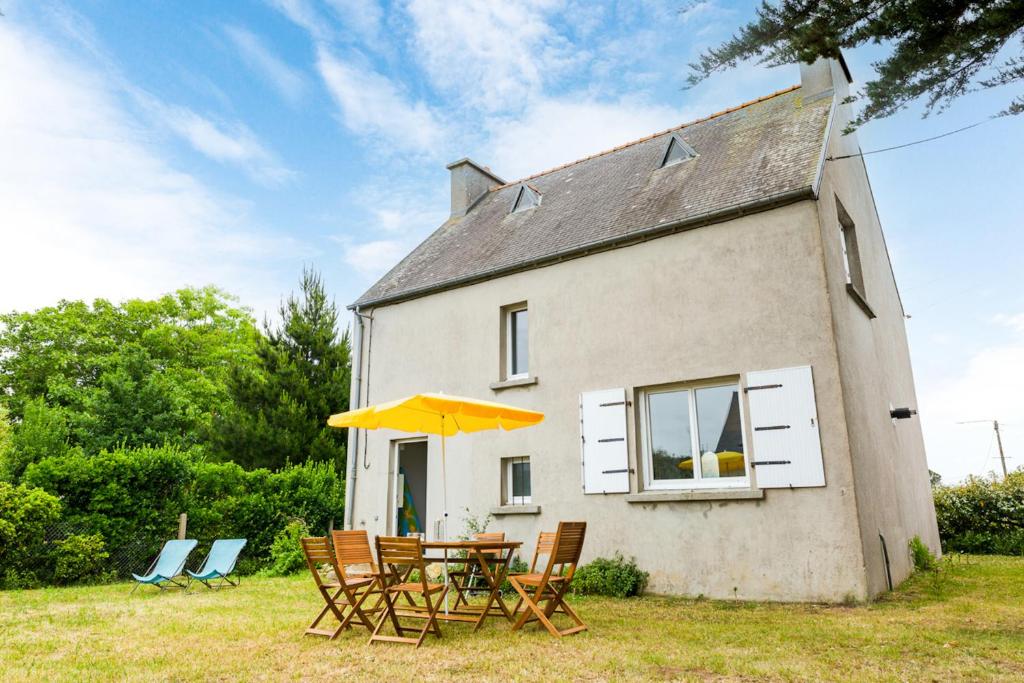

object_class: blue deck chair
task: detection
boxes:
[131,539,198,593]
[187,539,248,590]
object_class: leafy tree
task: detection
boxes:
[0,287,259,453]
[3,398,71,482]
[686,1,1024,129]
[210,268,350,471]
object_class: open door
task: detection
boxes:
[391,439,428,537]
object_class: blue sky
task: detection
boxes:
[1,0,1022,483]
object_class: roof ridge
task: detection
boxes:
[494,83,802,190]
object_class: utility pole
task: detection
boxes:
[993,420,1008,480]
[958,419,1009,479]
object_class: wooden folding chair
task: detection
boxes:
[508,521,587,638]
[449,531,505,608]
[510,530,556,615]
[300,536,378,639]
[369,535,450,648]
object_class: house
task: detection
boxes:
[341,57,940,602]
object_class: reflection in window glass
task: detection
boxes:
[695,385,746,478]
[510,308,528,376]
[648,390,693,480]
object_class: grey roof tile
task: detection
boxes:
[354,85,831,307]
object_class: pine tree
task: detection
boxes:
[212,268,351,471]
[686,1,1024,130]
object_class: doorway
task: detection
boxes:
[394,439,428,537]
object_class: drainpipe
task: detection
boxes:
[343,307,364,530]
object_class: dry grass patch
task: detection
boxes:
[1,556,1023,681]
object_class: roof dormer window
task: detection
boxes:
[511,185,541,213]
[661,135,697,167]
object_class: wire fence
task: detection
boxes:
[41,520,166,581]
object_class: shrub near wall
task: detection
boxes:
[934,471,1024,555]
[0,482,61,588]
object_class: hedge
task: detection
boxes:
[934,471,1024,555]
[3,445,344,586]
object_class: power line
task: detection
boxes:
[827,119,992,161]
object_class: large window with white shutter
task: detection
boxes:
[639,380,748,489]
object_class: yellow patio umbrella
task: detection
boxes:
[327,393,544,540]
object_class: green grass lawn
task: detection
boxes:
[1,556,1023,682]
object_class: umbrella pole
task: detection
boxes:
[441,424,449,615]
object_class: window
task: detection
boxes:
[505,304,528,378]
[511,185,541,212]
[661,135,696,167]
[836,198,865,295]
[504,456,532,505]
[640,380,747,489]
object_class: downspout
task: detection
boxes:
[343,307,364,530]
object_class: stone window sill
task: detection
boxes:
[489,376,538,391]
[624,489,764,504]
[489,504,541,515]
[846,283,876,319]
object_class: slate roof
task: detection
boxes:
[354,85,833,308]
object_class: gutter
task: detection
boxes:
[343,306,364,530]
[350,185,816,310]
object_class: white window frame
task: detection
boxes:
[639,379,750,491]
[504,456,532,505]
[505,304,529,380]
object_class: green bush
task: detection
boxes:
[571,553,649,598]
[909,535,938,572]
[19,447,343,582]
[0,482,62,589]
[22,444,192,544]
[53,534,110,585]
[934,471,1024,555]
[261,519,310,576]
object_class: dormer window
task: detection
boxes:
[661,135,696,167]
[511,185,541,213]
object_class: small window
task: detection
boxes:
[836,198,866,296]
[511,185,540,212]
[640,380,747,490]
[505,304,528,379]
[661,135,696,167]
[504,456,532,505]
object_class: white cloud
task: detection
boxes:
[225,25,307,104]
[267,0,329,41]
[918,317,1024,482]
[341,239,410,278]
[0,20,309,318]
[484,95,695,179]
[993,312,1024,335]
[316,47,446,154]
[325,0,384,45]
[148,102,296,186]
[406,0,581,113]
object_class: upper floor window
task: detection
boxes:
[511,185,541,213]
[836,198,865,295]
[661,135,697,167]
[640,379,747,490]
[505,303,528,379]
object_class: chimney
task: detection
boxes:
[799,52,853,99]
[446,158,504,217]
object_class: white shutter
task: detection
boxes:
[745,366,825,488]
[580,388,630,494]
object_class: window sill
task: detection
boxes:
[489,376,538,391]
[490,504,541,515]
[846,283,876,319]
[624,489,764,504]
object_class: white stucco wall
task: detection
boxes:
[348,200,874,602]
